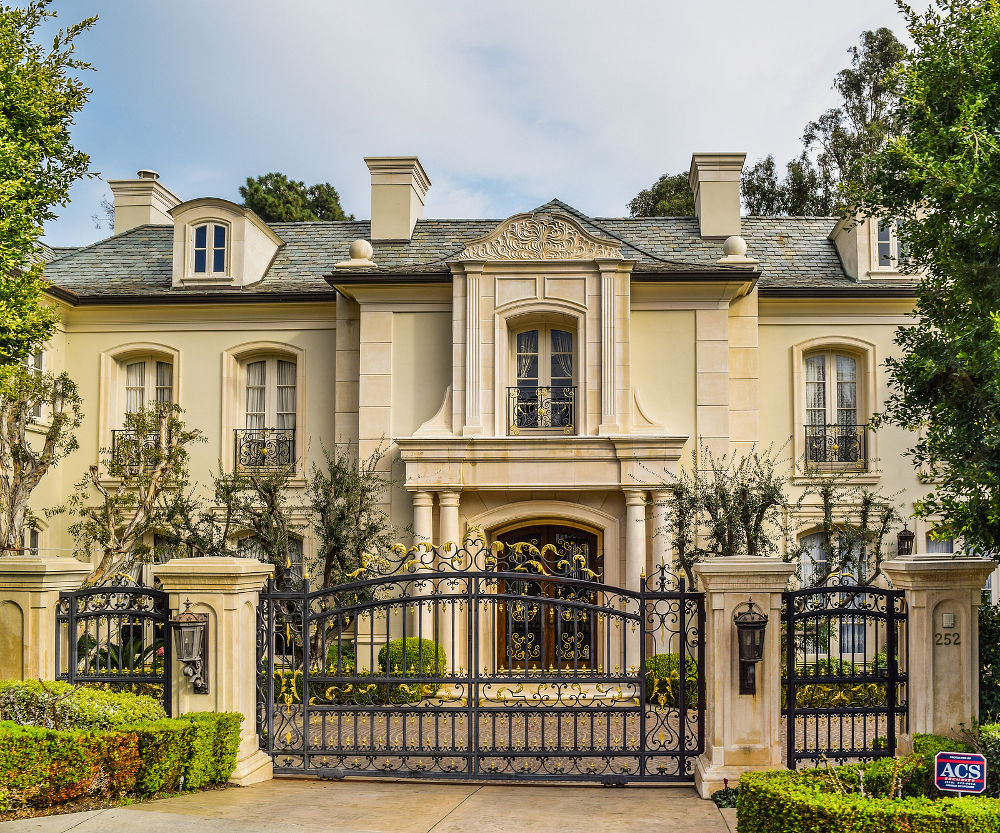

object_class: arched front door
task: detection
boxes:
[495,524,602,672]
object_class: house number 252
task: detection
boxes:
[935,632,961,645]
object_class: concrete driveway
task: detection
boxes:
[0,778,731,833]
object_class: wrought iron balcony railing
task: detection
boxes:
[804,423,869,472]
[235,428,295,468]
[111,429,161,473]
[507,386,576,435]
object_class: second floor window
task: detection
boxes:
[509,327,575,434]
[124,358,173,414]
[803,350,867,471]
[193,223,227,275]
[245,358,296,431]
[23,350,43,420]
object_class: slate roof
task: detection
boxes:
[41,199,916,301]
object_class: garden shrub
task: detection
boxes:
[326,642,355,674]
[981,601,1000,719]
[377,638,447,704]
[644,653,699,708]
[0,679,165,730]
[0,711,242,814]
[737,766,1000,833]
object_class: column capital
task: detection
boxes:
[438,490,461,507]
[411,491,434,508]
[624,489,647,506]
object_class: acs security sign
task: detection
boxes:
[935,751,987,794]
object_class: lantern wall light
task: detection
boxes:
[171,600,209,694]
[897,525,915,557]
[733,599,768,696]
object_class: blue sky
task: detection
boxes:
[44,0,906,247]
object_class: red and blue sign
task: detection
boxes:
[935,751,987,794]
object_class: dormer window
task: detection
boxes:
[872,220,904,271]
[193,223,227,276]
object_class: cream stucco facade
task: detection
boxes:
[27,153,956,592]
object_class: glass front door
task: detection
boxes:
[496,525,602,672]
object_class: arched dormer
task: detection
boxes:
[170,197,283,289]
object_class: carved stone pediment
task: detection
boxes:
[456,212,622,262]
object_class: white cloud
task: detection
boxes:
[45,0,905,245]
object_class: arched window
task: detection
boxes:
[802,349,867,471]
[509,326,575,434]
[236,356,296,467]
[192,222,228,276]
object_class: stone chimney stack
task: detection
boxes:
[688,153,746,239]
[107,170,181,235]
[364,156,431,242]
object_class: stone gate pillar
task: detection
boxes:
[0,556,90,681]
[882,552,995,740]
[154,556,274,786]
[692,557,795,798]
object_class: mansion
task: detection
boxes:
[27,153,962,593]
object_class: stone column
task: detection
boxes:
[410,491,435,643]
[623,490,647,672]
[882,552,995,739]
[153,557,274,787]
[0,556,90,681]
[438,491,461,674]
[693,557,795,798]
[650,490,672,654]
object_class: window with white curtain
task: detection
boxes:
[510,326,576,433]
[121,357,173,415]
[925,533,954,554]
[244,357,296,429]
[805,352,859,427]
[23,350,43,419]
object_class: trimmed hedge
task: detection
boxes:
[0,711,242,815]
[644,653,700,708]
[736,734,1000,833]
[378,638,447,704]
[0,679,166,730]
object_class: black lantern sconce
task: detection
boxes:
[171,600,209,694]
[733,599,768,695]
[897,525,915,557]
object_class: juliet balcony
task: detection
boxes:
[804,423,869,473]
[110,429,161,474]
[507,386,576,436]
[234,428,296,468]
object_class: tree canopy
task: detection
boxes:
[847,0,1000,555]
[0,0,95,365]
[627,172,695,217]
[239,172,354,223]
[742,27,905,216]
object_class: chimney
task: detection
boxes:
[688,153,745,239]
[364,156,431,242]
[107,170,181,235]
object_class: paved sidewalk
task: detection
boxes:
[0,778,730,833]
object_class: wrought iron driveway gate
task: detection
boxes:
[257,542,704,782]
[56,577,173,715]
[782,578,907,768]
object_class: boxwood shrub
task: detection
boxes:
[0,680,166,730]
[378,638,447,704]
[644,653,699,708]
[737,734,1000,833]
[0,711,242,815]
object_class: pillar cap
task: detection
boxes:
[0,556,91,591]
[882,553,996,590]
[154,556,273,593]
[693,557,796,592]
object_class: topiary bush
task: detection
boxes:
[644,653,699,708]
[377,638,447,704]
[326,642,356,674]
[0,680,166,730]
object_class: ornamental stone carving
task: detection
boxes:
[456,212,622,261]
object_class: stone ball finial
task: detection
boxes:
[723,235,748,257]
[349,239,374,260]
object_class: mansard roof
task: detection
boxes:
[42,199,915,303]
